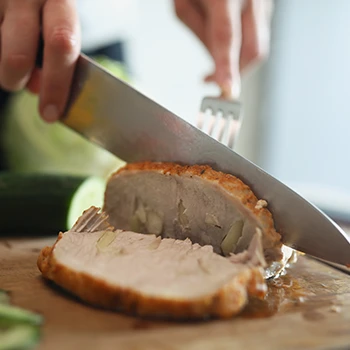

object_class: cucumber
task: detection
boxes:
[0,291,9,305]
[66,175,106,229]
[0,303,42,350]
[0,325,40,350]
[0,304,42,327]
[0,172,105,234]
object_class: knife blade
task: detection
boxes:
[60,53,350,267]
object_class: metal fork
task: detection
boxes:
[197,96,242,149]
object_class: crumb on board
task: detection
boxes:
[330,305,342,313]
[255,200,268,210]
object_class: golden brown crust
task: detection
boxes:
[37,238,266,320]
[106,161,283,263]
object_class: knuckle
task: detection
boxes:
[48,27,78,56]
[214,25,233,43]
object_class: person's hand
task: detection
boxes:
[174,0,274,98]
[0,0,81,122]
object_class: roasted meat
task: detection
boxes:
[38,207,267,320]
[38,161,296,319]
[103,162,295,278]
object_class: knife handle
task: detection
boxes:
[35,33,44,69]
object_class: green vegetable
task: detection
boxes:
[0,56,127,346]
[66,175,106,229]
[0,291,9,305]
[0,173,105,234]
[0,304,42,327]
[93,55,130,81]
[1,55,128,178]
[0,325,40,350]
[0,301,43,350]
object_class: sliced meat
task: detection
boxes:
[103,161,295,278]
[38,207,268,320]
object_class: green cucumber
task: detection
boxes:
[0,172,105,234]
[0,291,9,305]
[0,295,43,349]
[0,325,40,350]
[0,304,42,327]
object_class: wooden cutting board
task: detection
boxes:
[0,235,350,350]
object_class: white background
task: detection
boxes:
[80,0,350,219]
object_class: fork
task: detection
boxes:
[197,96,242,149]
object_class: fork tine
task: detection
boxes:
[196,111,205,131]
[197,96,242,149]
[197,107,214,134]
[227,117,241,149]
[227,119,235,149]
[207,110,217,136]
[216,111,227,143]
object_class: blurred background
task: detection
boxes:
[1,0,349,225]
[111,0,350,222]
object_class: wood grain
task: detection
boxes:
[0,236,350,350]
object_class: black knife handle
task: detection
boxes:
[35,33,44,69]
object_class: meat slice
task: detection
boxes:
[38,207,268,320]
[103,162,295,278]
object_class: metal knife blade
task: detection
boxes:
[61,54,350,267]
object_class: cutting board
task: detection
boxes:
[1,235,350,350]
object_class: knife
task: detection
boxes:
[52,53,349,267]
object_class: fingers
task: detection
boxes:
[204,73,215,82]
[206,0,243,98]
[0,0,41,91]
[240,0,273,71]
[39,0,81,123]
[174,0,207,48]
[26,68,41,94]
[174,0,244,97]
